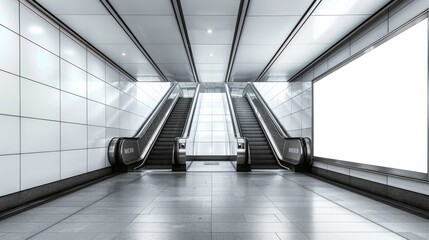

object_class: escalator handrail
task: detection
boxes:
[225,83,242,138]
[245,83,291,139]
[181,84,200,138]
[133,82,179,138]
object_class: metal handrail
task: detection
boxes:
[243,83,311,169]
[133,82,178,138]
[225,83,242,138]
[246,83,290,138]
[181,84,200,138]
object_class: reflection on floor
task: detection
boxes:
[0,172,428,240]
[187,161,236,172]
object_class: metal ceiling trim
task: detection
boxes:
[288,0,400,82]
[225,0,250,83]
[171,0,200,82]
[254,0,322,82]
[100,0,169,82]
[27,0,138,82]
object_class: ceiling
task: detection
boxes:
[35,0,391,82]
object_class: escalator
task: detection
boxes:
[233,98,279,169]
[144,98,192,168]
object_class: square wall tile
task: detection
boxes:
[88,100,106,127]
[21,151,60,190]
[106,65,120,88]
[61,150,87,179]
[88,126,106,148]
[61,123,87,150]
[21,79,60,121]
[87,52,105,81]
[106,106,120,128]
[20,4,59,55]
[88,74,106,104]
[61,60,86,98]
[0,70,19,116]
[0,115,20,155]
[0,0,19,33]
[0,26,19,74]
[61,91,87,124]
[0,155,20,197]
[88,148,107,171]
[21,118,60,153]
[21,38,59,88]
[60,32,86,70]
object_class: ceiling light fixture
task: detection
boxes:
[121,52,126,56]
[206,28,213,34]
[208,53,214,57]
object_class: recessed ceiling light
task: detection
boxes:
[206,28,213,34]
[29,26,44,35]
[208,53,214,57]
[121,52,126,56]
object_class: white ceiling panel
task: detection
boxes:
[121,63,159,77]
[292,15,369,45]
[232,63,266,76]
[199,71,226,82]
[157,64,193,77]
[267,62,305,77]
[313,0,390,15]
[186,16,236,45]
[240,16,301,44]
[181,0,240,16]
[235,45,278,64]
[122,16,183,45]
[96,44,150,64]
[110,0,173,15]
[56,15,132,44]
[145,45,189,64]
[36,0,106,14]
[275,44,330,64]
[196,64,228,71]
[247,0,313,16]
[192,45,231,64]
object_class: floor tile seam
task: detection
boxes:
[248,176,298,228]
[274,172,407,238]
[26,172,150,239]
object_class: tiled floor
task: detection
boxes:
[0,171,428,240]
[187,161,236,171]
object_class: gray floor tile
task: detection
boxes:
[305,232,406,240]
[0,233,36,240]
[132,215,211,223]
[212,233,281,240]
[124,223,212,233]
[114,233,211,240]
[277,233,310,240]
[28,232,99,240]
[212,223,299,233]
[244,214,281,223]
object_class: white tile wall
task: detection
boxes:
[61,123,87,150]
[0,0,19,33]
[21,118,60,153]
[61,91,87,124]
[87,52,105,80]
[21,152,60,190]
[61,60,87,97]
[20,4,59,55]
[0,71,19,116]
[21,38,59,88]
[60,33,86,70]
[21,79,60,121]
[0,1,170,198]
[88,148,107,171]
[0,115,20,155]
[88,100,106,127]
[0,26,19,74]
[88,126,106,148]
[0,155,20,196]
[88,74,106,103]
[61,150,87,179]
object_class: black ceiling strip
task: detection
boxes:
[225,0,250,83]
[255,0,322,82]
[171,0,199,83]
[288,0,399,82]
[28,0,138,82]
[100,0,169,82]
